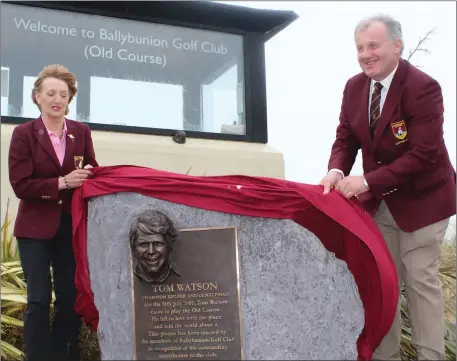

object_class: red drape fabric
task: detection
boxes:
[71,165,398,360]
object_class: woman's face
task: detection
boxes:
[35,77,70,119]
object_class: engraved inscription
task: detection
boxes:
[141,281,235,358]
[131,221,242,360]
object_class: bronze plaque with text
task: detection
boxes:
[130,214,242,361]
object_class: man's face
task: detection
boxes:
[134,231,169,279]
[355,21,402,81]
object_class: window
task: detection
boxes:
[202,64,245,135]
[88,77,183,129]
[0,2,246,135]
[1,67,9,116]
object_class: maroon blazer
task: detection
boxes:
[8,117,98,240]
[328,59,456,232]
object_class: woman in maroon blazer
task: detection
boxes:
[8,64,98,361]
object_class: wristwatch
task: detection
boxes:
[363,176,369,190]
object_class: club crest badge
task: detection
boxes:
[391,120,407,140]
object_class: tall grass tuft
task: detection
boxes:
[1,199,26,360]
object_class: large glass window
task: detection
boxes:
[1,67,9,116]
[1,3,246,135]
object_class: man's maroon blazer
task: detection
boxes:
[8,117,98,240]
[328,59,456,232]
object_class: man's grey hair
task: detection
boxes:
[355,14,404,55]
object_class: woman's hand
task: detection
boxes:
[60,169,93,189]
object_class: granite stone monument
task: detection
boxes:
[86,192,365,360]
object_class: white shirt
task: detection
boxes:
[329,63,399,178]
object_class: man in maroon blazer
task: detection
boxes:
[320,15,456,361]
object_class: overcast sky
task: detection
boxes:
[223,1,456,185]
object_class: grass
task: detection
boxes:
[1,201,455,360]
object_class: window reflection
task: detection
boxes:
[87,76,183,129]
[202,64,245,135]
[1,67,9,116]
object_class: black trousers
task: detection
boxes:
[17,212,81,361]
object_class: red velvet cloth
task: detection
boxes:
[71,165,398,360]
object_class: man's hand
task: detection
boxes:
[335,175,369,199]
[320,171,343,195]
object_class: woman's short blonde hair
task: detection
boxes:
[32,64,78,115]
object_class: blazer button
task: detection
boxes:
[377,161,382,165]
[57,200,62,204]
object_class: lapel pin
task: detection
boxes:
[68,134,75,140]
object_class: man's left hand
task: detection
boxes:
[335,175,369,199]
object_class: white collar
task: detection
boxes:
[371,63,398,91]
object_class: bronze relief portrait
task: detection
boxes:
[129,210,180,283]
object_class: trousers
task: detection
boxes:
[372,201,449,360]
[17,212,81,361]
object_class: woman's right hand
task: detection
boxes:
[61,169,93,189]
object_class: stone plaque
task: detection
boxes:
[129,210,242,360]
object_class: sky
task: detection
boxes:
[223,1,456,185]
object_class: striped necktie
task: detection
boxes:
[370,82,383,137]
